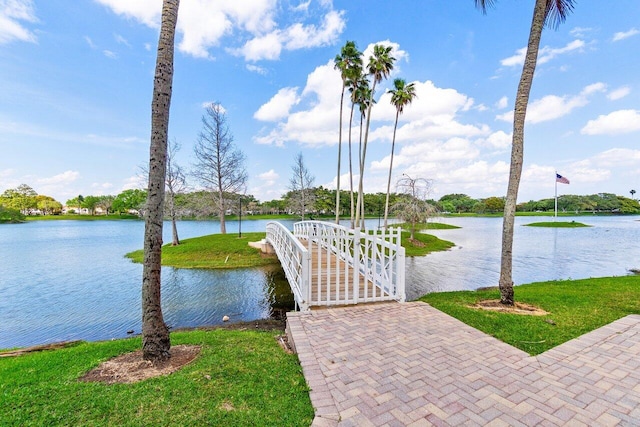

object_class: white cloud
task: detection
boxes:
[497,83,606,124]
[581,110,640,135]
[254,58,488,150]
[500,39,584,67]
[236,31,282,61]
[114,33,131,47]
[95,0,160,28]
[233,9,345,61]
[97,0,344,61]
[612,28,639,42]
[200,102,226,113]
[495,96,508,109]
[254,87,300,122]
[283,10,345,50]
[477,130,511,151]
[144,42,151,51]
[361,40,409,76]
[0,0,37,44]
[250,169,283,200]
[570,27,593,38]
[246,64,267,75]
[121,175,146,192]
[84,35,97,49]
[607,86,630,101]
[254,59,341,147]
[92,182,114,189]
[103,49,117,59]
[37,170,80,185]
[258,169,279,182]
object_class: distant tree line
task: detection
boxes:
[3,184,639,221]
[437,193,640,215]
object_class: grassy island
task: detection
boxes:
[396,222,460,230]
[523,221,590,228]
[126,232,278,269]
[125,228,456,269]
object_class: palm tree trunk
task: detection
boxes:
[355,80,378,229]
[142,0,179,361]
[336,84,345,224]
[384,111,400,229]
[348,102,356,229]
[499,0,546,306]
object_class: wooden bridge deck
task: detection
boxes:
[300,239,391,307]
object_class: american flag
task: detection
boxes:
[556,173,570,184]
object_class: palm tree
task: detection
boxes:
[475,0,575,305]
[347,71,368,228]
[334,41,362,224]
[354,44,395,229]
[142,0,179,361]
[630,189,636,200]
[384,78,416,229]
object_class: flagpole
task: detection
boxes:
[554,171,558,219]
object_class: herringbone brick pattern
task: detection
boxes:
[286,302,640,426]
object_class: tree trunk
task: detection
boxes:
[142,0,179,361]
[384,111,400,229]
[499,0,545,306]
[336,83,345,224]
[348,102,355,229]
[355,80,378,229]
[218,189,226,234]
[171,214,180,246]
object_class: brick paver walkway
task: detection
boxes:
[286,302,640,426]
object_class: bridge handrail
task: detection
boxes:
[293,220,405,304]
[265,221,310,311]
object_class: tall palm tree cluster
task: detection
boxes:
[333,41,416,230]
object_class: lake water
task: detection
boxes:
[1,216,638,349]
[406,215,640,299]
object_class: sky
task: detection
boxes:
[1,0,639,205]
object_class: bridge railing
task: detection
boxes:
[265,221,311,311]
[293,221,405,306]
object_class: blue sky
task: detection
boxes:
[1,0,639,204]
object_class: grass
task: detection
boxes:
[523,221,590,227]
[0,329,313,426]
[396,222,460,230]
[126,232,278,269]
[420,275,640,355]
[401,231,455,257]
[25,214,140,221]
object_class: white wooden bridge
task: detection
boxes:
[265,220,406,311]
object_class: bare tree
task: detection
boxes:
[192,103,247,234]
[393,175,435,240]
[166,138,186,245]
[288,153,315,220]
[142,0,179,362]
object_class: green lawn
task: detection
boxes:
[420,275,640,355]
[0,330,313,427]
[126,232,278,269]
[523,221,590,227]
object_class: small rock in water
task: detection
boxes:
[126,330,134,334]
[222,315,230,322]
